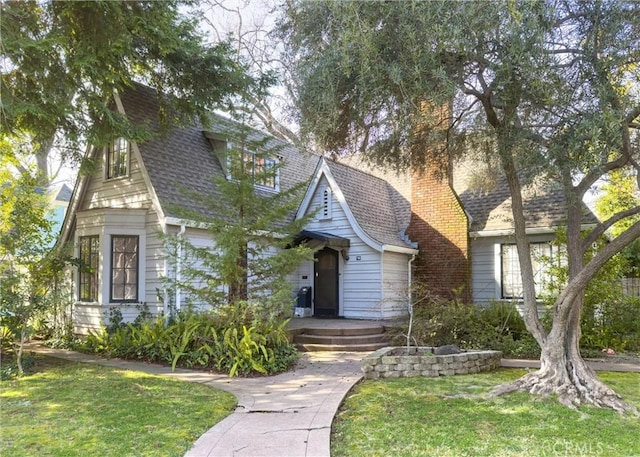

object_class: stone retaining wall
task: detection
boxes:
[362,347,502,379]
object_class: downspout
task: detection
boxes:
[176,225,186,312]
[407,254,416,351]
[161,224,169,316]
[408,254,416,307]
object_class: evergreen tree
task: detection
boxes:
[1,0,254,184]
[164,124,313,317]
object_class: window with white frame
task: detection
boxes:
[110,235,139,302]
[106,137,129,179]
[78,235,99,302]
[501,242,553,299]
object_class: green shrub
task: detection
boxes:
[401,297,540,358]
[84,325,111,353]
[77,303,298,376]
[581,296,640,352]
[406,296,478,347]
[403,292,640,358]
[470,302,541,358]
[105,307,125,333]
[0,325,14,351]
[199,309,297,376]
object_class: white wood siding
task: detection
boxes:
[72,304,103,336]
[80,145,152,211]
[381,251,410,319]
[470,233,556,318]
[303,176,384,319]
[74,302,165,335]
[144,209,166,312]
[174,227,219,312]
[290,262,314,295]
[167,227,295,311]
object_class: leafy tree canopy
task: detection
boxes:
[1,0,258,177]
[281,0,640,179]
[280,0,640,413]
[596,167,640,276]
[0,153,52,260]
[596,168,640,237]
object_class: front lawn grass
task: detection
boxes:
[332,369,640,457]
[0,355,236,457]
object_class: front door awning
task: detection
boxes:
[292,230,350,250]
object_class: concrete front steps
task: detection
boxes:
[291,321,391,352]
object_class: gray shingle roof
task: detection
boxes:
[119,85,595,246]
[338,155,413,237]
[325,160,413,247]
[120,84,319,221]
[119,85,413,249]
[452,161,599,233]
[50,183,72,203]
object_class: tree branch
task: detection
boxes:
[583,205,640,248]
[557,220,640,309]
[575,154,630,198]
[626,105,640,125]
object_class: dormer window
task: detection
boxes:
[321,186,332,220]
[206,132,280,191]
[106,138,129,179]
[252,154,278,189]
[228,147,279,191]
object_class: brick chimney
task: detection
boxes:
[406,105,470,301]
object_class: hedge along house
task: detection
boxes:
[57,84,598,334]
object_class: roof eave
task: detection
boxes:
[54,146,95,252]
[382,244,420,255]
[470,223,598,238]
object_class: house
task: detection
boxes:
[47,183,72,247]
[57,84,598,333]
[57,84,419,333]
[453,164,599,306]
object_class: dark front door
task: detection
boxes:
[314,248,339,317]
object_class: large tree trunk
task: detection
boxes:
[493,168,639,415]
[492,300,638,415]
[34,135,55,187]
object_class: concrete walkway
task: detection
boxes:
[501,357,640,372]
[25,343,638,457]
[25,343,364,457]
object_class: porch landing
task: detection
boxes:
[288,318,401,352]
